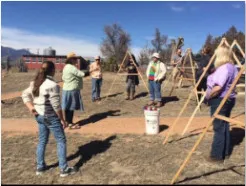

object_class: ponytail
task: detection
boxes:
[32,61,55,97]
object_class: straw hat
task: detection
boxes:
[67,52,77,59]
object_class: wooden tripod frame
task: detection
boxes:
[180,39,245,136]
[104,51,149,102]
[162,37,243,145]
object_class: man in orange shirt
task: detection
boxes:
[89,56,103,102]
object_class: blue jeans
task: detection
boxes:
[149,80,162,102]
[209,97,235,160]
[35,115,67,170]
[92,78,103,100]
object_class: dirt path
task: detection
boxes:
[2,115,244,137]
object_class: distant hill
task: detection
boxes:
[1,46,32,62]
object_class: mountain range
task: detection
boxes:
[1,46,32,62]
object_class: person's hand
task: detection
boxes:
[61,120,68,129]
[30,108,38,116]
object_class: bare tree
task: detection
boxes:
[138,42,152,66]
[151,28,168,53]
[100,23,131,64]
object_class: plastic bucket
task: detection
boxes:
[144,109,160,135]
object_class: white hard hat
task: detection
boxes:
[95,56,101,60]
[152,52,160,59]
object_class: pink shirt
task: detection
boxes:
[206,63,238,99]
[90,62,102,79]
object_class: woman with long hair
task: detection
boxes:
[205,46,238,163]
[62,52,86,129]
[22,61,76,177]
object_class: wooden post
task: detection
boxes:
[170,66,245,184]
[181,92,206,136]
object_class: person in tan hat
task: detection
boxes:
[89,55,103,102]
[146,52,167,107]
[61,52,86,129]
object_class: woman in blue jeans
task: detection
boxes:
[22,61,76,177]
[205,46,238,163]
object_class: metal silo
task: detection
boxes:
[43,47,56,56]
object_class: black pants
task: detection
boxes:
[209,97,235,160]
[65,110,74,124]
[196,74,207,101]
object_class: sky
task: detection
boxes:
[1,1,245,58]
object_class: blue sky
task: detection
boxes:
[1,1,245,57]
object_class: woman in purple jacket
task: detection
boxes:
[205,46,238,163]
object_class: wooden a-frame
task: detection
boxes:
[104,51,149,102]
[162,37,243,145]
[161,37,245,184]
[170,66,245,184]
[180,39,245,136]
[163,48,200,109]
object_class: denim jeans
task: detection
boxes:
[209,97,235,160]
[126,79,136,93]
[35,115,67,170]
[148,80,162,102]
[92,78,103,100]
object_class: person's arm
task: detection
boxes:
[22,82,38,116]
[157,63,167,81]
[207,85,222,99]
[206,66,228,99]
[72,65,85,77]
[49,85,67,129]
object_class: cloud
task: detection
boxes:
[170,6,185,12]
[1,27,101,57]
[232,4,241,9]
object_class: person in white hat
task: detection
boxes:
[146,52,167,107]
[89,55,103,102]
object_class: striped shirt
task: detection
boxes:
[22,76,61,117]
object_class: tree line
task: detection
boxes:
[100,24,245,68]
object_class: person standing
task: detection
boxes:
[125,54,139,100]
[22,61,77,177]
[62,52,86,129]
[205,46,238,163]
[171,49,184,88]
[192,46,213,101]
[89,56,103,102]
[146,52,167,107]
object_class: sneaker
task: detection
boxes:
[60,167,77,177]
[36,167,46,176]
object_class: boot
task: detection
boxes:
[130,91,135,100]
[125,92,130,100]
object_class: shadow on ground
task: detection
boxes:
[77,110,121,126]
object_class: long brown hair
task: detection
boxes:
[33,61,55,97]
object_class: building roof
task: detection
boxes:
[22,54,83,59]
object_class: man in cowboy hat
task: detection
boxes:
[146,52,167,107]
[89,56,103,102]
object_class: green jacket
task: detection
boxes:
[62,64,85,91]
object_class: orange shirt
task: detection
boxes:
[90,62,102,79]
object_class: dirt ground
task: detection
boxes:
[1,71,245,184]
[1,72,245,118]
[1,130,244,184]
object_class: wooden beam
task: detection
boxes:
[214,114,245,127]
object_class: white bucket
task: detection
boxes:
[144,109,160,135]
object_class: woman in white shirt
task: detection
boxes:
[22,61,76,177]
